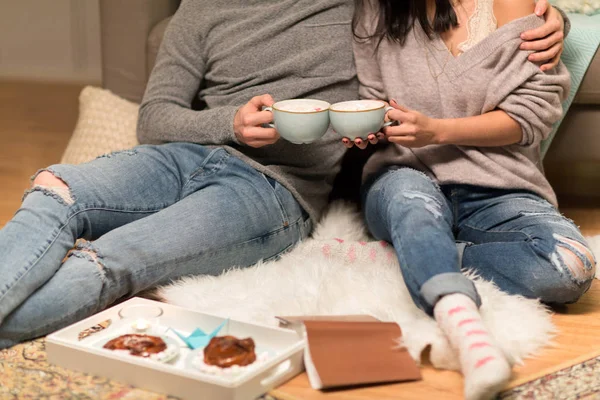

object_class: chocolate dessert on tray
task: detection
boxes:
[46,298,304,400]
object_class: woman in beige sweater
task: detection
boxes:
[349,0,595,398]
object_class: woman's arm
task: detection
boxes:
[384,60,569,148]
[384,56,570,149]
[436,112,521,146]
[382,101,522,148]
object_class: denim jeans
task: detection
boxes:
[0,143,311,348]
[363,167,596,316]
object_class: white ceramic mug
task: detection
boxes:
[263,99,331,144]
[329,100,394,140]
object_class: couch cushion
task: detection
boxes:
[575,48,600,104]
[61,87,139,165]
[545,105,600,162]
[100,1,179,103]
[147,17,172,78]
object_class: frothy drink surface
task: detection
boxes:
[277,104,326,112]
[331,100,384,111]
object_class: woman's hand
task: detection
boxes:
[341,101,390,149]
[520,0,566,71]
[341,100,439,149]
[341,133,383,149]
[381,100,440,148]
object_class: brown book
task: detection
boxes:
[302,320,422,389]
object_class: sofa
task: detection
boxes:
[99,0,600,202]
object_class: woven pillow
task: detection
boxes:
[61,86,139,165]
[550,0,600,15]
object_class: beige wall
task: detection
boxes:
[0,0,101,83]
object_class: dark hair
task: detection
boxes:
[352,0,458,45]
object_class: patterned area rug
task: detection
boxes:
[0,339,176,399]
[0,338,277,400]
[501,356,600,399]
[1,338,600,400]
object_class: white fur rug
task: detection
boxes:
[158,202,600,371]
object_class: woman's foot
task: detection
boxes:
[434,294,511,400]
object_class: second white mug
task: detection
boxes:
[329,100,393,140]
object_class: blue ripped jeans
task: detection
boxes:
[363,167,596,316]
[0,143,311,348]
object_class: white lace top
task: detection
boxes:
[458,0,498,53]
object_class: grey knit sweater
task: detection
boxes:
[137,0,358,222]
[355,9,571,206]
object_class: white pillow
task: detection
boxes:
[550,0,600,15]
[61,86,139,165]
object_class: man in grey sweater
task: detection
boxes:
[0,0,357,348]
[137,0,359,222]
[0,0,568,346]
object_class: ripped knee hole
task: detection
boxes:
[64,239,106,275]
[27,171,74,205]
[552,234,597,283]
[33,171,68,188]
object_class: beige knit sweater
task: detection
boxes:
[355,6,571,206]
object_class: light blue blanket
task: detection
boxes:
[541,13,600,157]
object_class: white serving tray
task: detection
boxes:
[46,297,305,400]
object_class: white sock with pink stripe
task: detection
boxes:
[434,293,511,400]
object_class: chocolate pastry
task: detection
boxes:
[203,335,256,368]
[103,334,166,357]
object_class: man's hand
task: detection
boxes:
[233,94,280,147]
[382,100,440,148]
[520,0,565,71]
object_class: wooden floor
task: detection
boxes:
[273,281,600,400]
[0,80,83,227]
[1,81,600,399]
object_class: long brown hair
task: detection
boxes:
[352,0,459,45]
